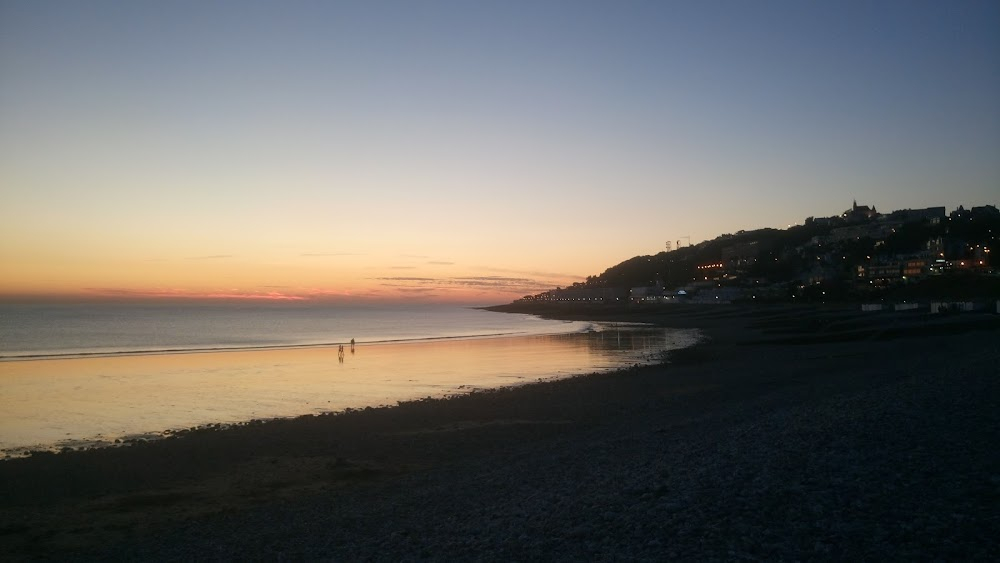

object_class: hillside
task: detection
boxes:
[525,204,1000,303]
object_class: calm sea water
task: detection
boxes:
[0,303,592,359]
[0,303,700,458]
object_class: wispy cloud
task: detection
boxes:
[374,275,553,294]
[390,265,417,270]
[448,276,546,290]
[480,266,581,280]
[186,254,234,260]
[300,288,378,299]
[84,287,305,301]
[427,261,454,265]
[300,252,363,257]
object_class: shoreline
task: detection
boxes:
[0,324,589,362]
[0,322,690,459]
[0,302,592,362]
[0,330,554,362]
[1,303,997,559]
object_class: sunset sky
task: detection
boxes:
[2,0,998,304]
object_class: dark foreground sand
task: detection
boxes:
[1,304,997,561]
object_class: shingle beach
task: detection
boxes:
[2,304,997,561]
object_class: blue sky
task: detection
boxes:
[1,0,998,302]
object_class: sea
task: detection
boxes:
[0,303,699,458]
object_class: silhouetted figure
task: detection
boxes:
[338,344,345,362]
[350,338,355,353]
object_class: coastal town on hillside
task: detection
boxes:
[523,202,999,308]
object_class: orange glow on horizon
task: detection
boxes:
[0,245,580,305]
[0,284,529,305]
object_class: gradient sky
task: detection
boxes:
[2,0,998,304]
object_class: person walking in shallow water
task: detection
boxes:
[338,344,345,362]
[350,338,355,353]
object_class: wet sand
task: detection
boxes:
[0,326,691,457]
[1,304,997,560]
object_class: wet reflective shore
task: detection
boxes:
[0,324,699,457]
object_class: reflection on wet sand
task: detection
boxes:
[0,326,698,457]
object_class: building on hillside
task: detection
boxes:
[947,205,997,220]
[695,261,726,281]
[806,266,840,285]
[928,258,949,275]
[927,237,945,258]
[631,281,665,302]
[903,259,929,278]
[863,261,903,285]
[721,241,760,269]
[829,222,898,243]
[842,200,879,222]
[886,206,946,224]
[828,225,866,242]
[806,216,840,227]
[951,257,992,273]
[971,204,999,217]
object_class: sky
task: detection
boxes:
[1,0,998,304]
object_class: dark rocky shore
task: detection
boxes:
[1,304,998,560]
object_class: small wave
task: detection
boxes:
[574,321,654,334]
[0,331,552,362]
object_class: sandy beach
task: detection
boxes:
[1,304,997,560]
